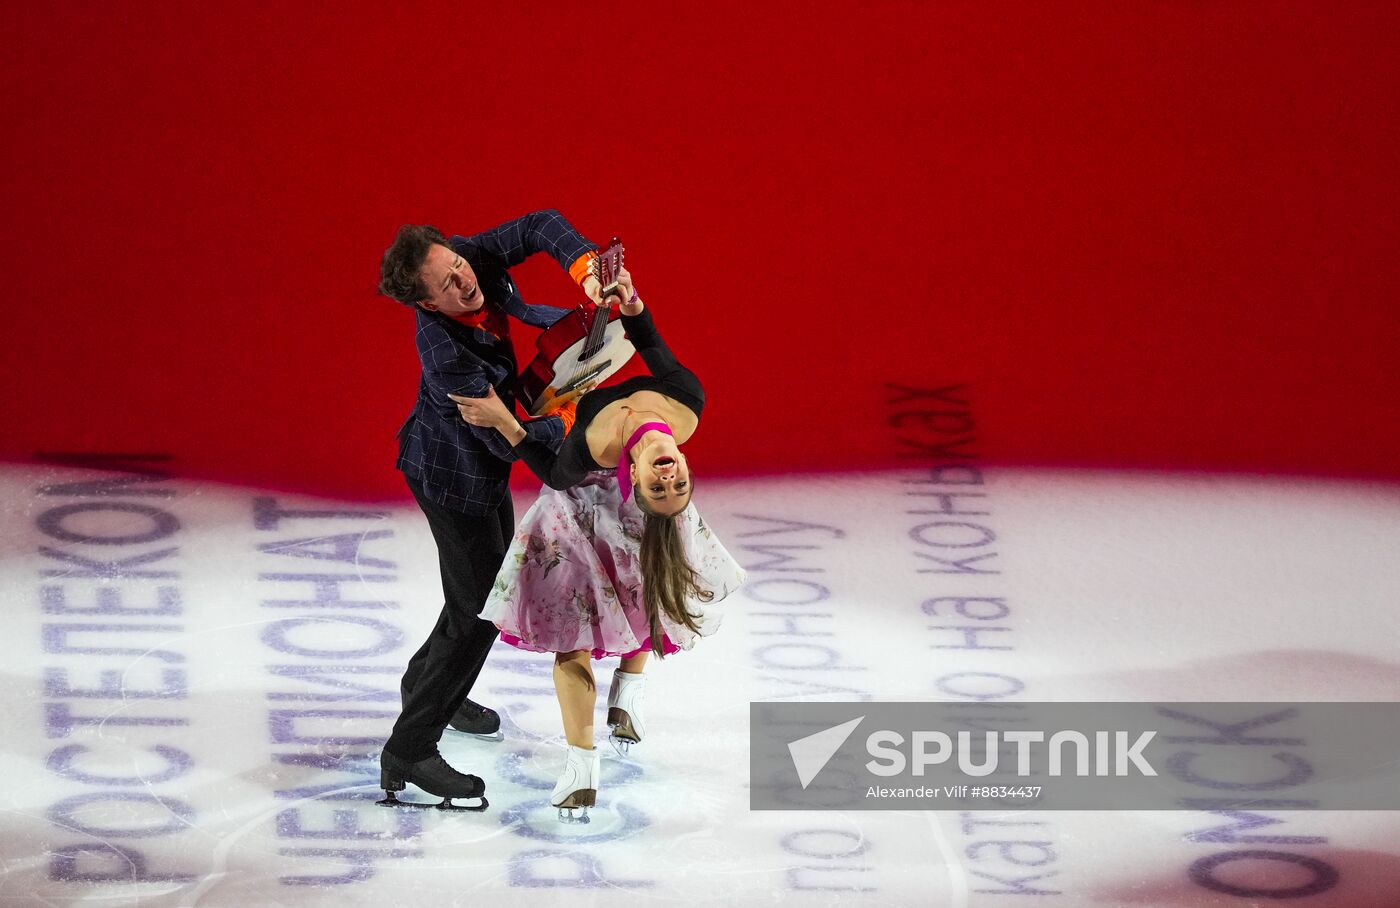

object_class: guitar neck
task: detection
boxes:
[580,300,610,360]
[581,237,624,360]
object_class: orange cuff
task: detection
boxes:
[553,401,578,434]
[568,251,598,286]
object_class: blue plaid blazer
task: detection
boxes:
[396,210,597,514]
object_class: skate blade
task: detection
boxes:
[607,734,636,758]
[377,791,489,812]
[449,728,505,743]
[553,786,594,824]
[437,796,489,812]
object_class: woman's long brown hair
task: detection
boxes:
[635,491,713,657]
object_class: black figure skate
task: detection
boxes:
[449,698,505,743]
[377,751,488,812]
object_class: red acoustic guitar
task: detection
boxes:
[519,237,636,416]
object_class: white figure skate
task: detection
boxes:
[606,670,647,757]
[551,744,600,823]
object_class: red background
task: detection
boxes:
[3,1,1397,498]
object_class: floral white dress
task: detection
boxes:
[481,472,746,658]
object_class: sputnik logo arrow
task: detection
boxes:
[787,716,864,789]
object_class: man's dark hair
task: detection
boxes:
[379,224,449,305]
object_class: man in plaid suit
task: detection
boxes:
[376,210,601,807]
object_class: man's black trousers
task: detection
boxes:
[384,477,513,762]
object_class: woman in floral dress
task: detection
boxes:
[453,264,745,821]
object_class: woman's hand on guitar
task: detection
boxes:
[448,387,514,430]
[616,266,643,316]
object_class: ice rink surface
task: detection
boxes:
[4,459,1399,906]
